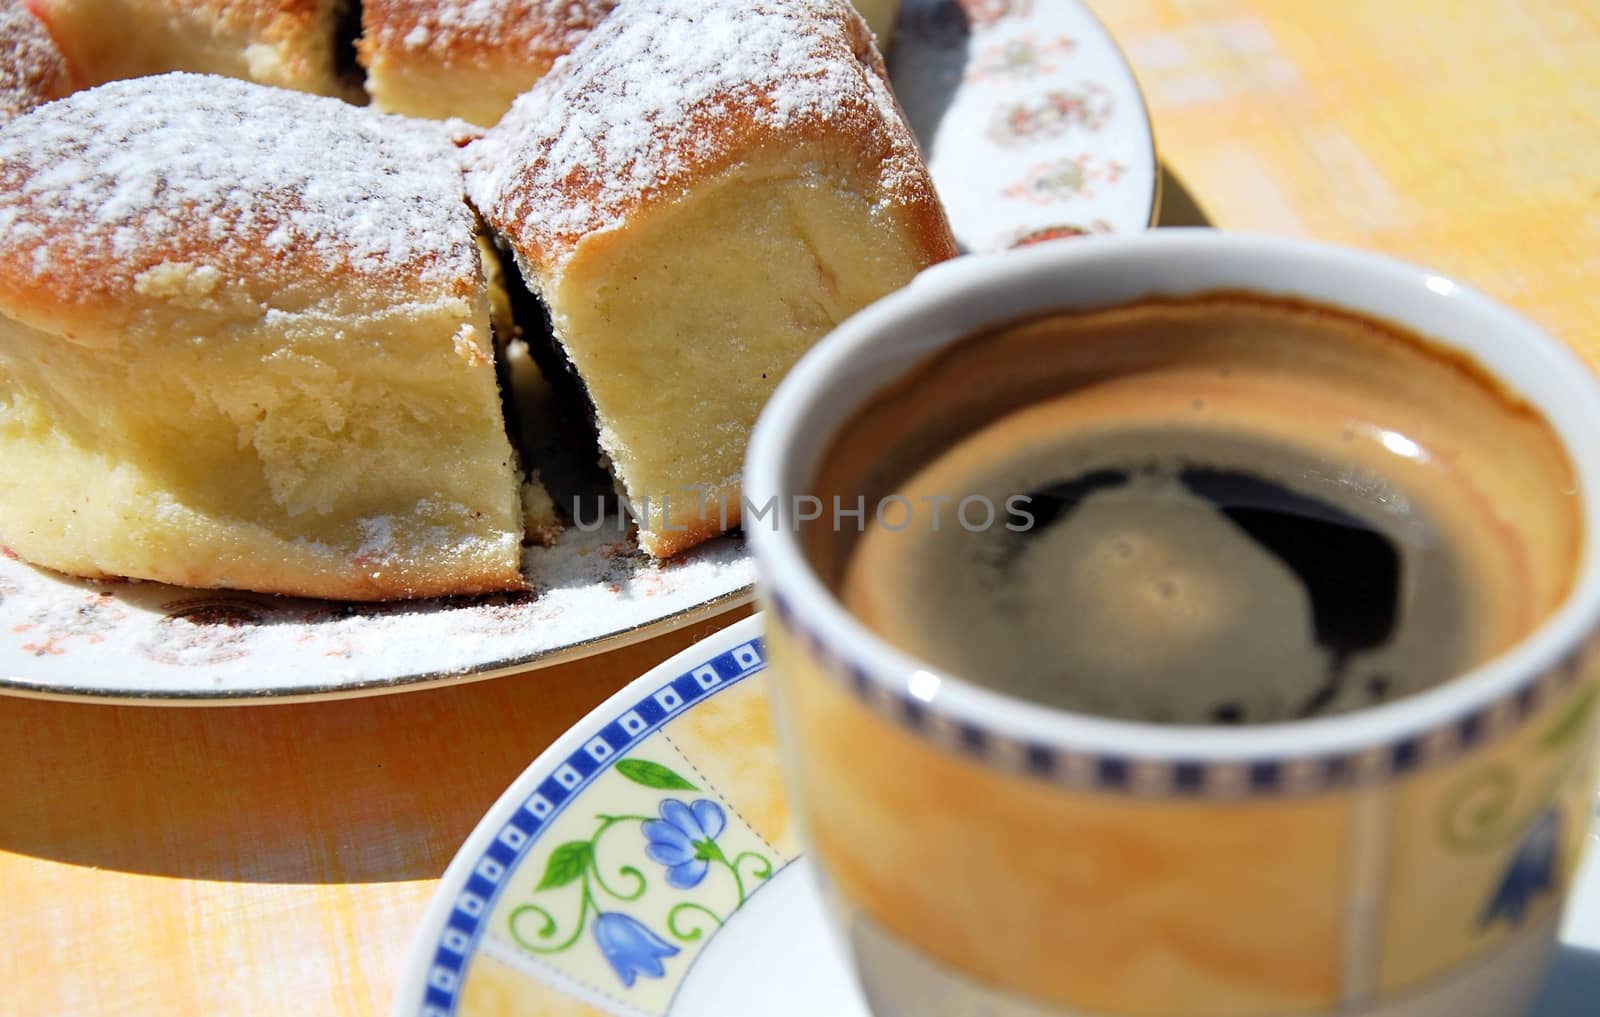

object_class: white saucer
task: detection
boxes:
[392,615,1600,1017]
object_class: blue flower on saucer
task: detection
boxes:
[593,912,680,987]
[1480,808,1562,928]
[642,799,728,889]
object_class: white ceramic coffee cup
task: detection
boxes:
[746,231,1600,1017]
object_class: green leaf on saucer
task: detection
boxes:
[616,759,698,791]
[1540,685,1598,751]
[537,841,593,890]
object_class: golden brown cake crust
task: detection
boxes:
[358,0,616,123]
[467,0,956,560]
[360,0,614,74]
[0,73,526,602]
[30,0,355,96]
[1,1,69,120]
[0,73,481,344]
[640,501,744,559]
[465,0,955,277]
[56,558,530,602]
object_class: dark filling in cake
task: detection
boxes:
[332,0,367,101]
[487,238,619,524]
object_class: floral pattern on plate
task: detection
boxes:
[1005,154,1129,204]
[395,621,798,1017]
[891,0,1156,253]
[987,83,1115,145]
[496,755,780,1009]
[967,34,1080,82]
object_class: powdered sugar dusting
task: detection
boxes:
[0,73,478,300]
[0,524,753,698]
[356,517,398,560]
[365,0,615,56]
[466,0,932,272]
[0,0,68,122]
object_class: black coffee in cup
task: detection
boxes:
[806,294,1580,724]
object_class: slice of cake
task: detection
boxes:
[28,0,362,99]
[1,1,70,121]
[466,0,957,557]
[358,0,617,126]
[360,0,896,127]
[0,73,526,600]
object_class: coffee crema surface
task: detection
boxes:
[808,295,1581,724]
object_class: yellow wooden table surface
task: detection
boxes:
[5,2,1600,1014]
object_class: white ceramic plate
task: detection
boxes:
[392,614,1600,1017]
[0,0,1157,703]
